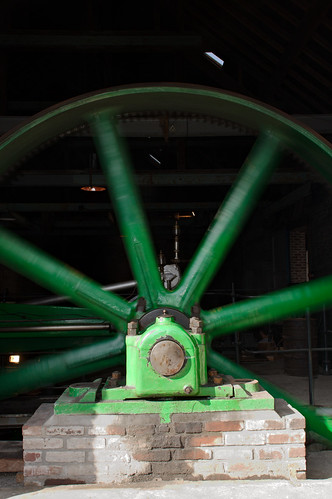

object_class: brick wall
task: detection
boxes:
[23,399,306,485]
[289,228,307,284]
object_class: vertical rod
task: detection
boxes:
[306,309,315,406]
[231,282,240,364]
[322,305,330,374]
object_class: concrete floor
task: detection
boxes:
[1,359,331,498]
[1,475,332,499]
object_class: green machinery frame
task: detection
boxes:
[0,84,332,439]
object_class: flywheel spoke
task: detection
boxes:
[202,275,332,338]
[91,112,165,309]
[174,133,282,312]
[0,227,134,331]
[0,334,125,400]
[207,348,332,442]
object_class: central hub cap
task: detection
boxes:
[149,339,185,376]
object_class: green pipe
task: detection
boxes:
[0,337,107,352]
[0,227,134,331]
[91,113,165,309]
[175,133,282,313]
[203,275,332,338]
[207,348,332,442]
[0,303,109,327]
[0,334,125,400]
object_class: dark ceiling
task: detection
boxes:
[0,0,331,114]
[0,0,331,301]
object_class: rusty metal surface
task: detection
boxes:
[149,339,185,376]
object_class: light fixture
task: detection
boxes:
[175,211,196,219]
[9,355,20,364]
[204,51,224,68]
[149,153,161,166]
[81,153,106,192]
[81,172,106,192]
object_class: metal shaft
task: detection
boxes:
[25,280,137,306]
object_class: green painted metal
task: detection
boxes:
[202,275,332,338]
[0,85,331,181]
[207,348,332,442]
[0,228,134,331]
[91,112,164,309]
[0,335,125,400]
[0,336,108,353]
[0,303,113,351]
[102,374,261,400]
[55,377,274,422]
[0,303,110,327]
[125,315,206,397]
[174,133,282,312]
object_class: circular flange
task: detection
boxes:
[139,307,189,331]
[149,339,185,376]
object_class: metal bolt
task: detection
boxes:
[189,316,203,334]
[213,375,223,385]
[127,320,138,336]
[183,385,193,394]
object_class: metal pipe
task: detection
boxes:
[245,347,332,354]
[203,275,332,338]
[0,324,110,332]
[24,280,137,306]
[231,282,240,364]
[0,227,134,331]
[322,306,331,374]
[306,309,315,405]
[0,334,125,400]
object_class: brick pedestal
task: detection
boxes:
[23,399,306,485]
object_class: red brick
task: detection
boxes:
[289,418,305,430]
[186,435,224,447]
[289,447,306,458]
[174,422,202,433]
[133,449,171,462]
[258,449,283,460]
[173,448,212,460]
[24,452,42,462]
[46,426,84,436]
[267,432,305,444]
[106,425,126,436]
[24,465,62,476]
[205,421,243,432]
[157,425,170,433]
[127,425,155,436]
[151,435,182,448]
[267,434,288,444]
[152,462,190,475]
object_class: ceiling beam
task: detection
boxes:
[0,33,202,51]
[2,170,311,188]
[0,202,220,213]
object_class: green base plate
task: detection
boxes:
[54,376,274,423]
